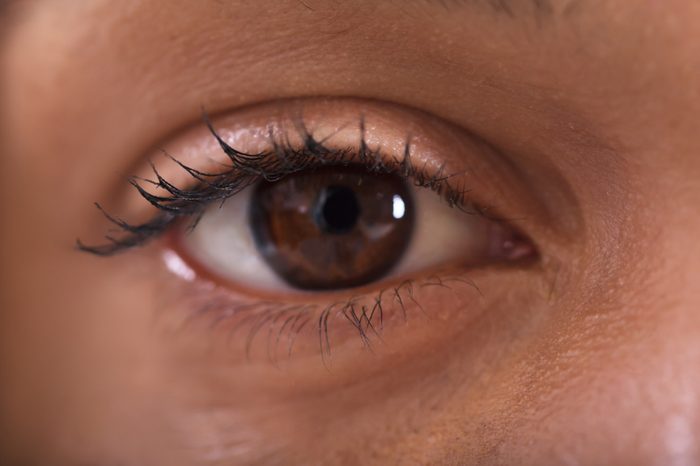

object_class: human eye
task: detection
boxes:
[78,98,539,366]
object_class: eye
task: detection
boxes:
[79,99,540,361]
[181,165,518,293]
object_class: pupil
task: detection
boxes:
[316,186,360,234]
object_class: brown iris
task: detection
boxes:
[249,167,414,290]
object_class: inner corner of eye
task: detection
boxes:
[172,163,532,294]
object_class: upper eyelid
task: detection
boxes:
[77,96,562,263]
[77,111,489,257]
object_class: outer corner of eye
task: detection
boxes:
[166,163,536,298]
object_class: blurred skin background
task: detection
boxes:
[1,1,700,465]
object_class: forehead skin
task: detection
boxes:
[1,0,700,464]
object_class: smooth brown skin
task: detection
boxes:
[1,0,700,464]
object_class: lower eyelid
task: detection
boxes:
[159,257,484,362]
[151,243,545,383]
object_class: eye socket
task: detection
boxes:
[178,164,527,295]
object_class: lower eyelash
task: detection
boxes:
[77,112,480,256]
[172,271,482,364]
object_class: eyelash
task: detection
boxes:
[173,269,481,364]
[77,111,513,361]
[76,113,484,256]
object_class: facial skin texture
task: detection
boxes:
[1,0,700,464]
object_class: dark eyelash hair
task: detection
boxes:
[174,272,481,365]
[77,112,477,256]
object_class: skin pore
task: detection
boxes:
[1,0,700,464]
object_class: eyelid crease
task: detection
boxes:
[77,111,489,257]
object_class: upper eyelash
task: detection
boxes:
[76,112,481,256]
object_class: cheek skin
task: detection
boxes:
[464,201,700,463]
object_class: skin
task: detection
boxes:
[1,0,699,464]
